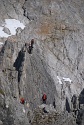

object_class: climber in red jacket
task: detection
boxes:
[20,97,25,104]
[42,94,47,104]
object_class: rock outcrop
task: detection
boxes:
[0,0,84,125]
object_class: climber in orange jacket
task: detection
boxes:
[42,94,47,104]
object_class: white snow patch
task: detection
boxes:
[26,103,30,108]
[6,105,9,108]
[23,107,25,113]
[57,76,72,84]
[57,76,63,84]
[0,19,25,38]
[0,42,4,45]
[0,27,10,38]
[5,19,25,35]
[63,77,72,83]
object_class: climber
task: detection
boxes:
[28,39,34,54]
[42,94,47,104]
[53,98,56,108]
[20,97,25,104]
[71,94,79,116]
[31,39,34,48]
[76,109,83,125]
[28,43,33,54]
[25,43,28,47]
[71,94,77,110]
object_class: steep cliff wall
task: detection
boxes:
[0,0,84,125]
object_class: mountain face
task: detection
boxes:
[0,0,84,125]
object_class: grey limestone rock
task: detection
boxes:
[3,27,11,35]
[0,120,3,125]
[0,0,84,125]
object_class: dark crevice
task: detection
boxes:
[66,97,70,113]
[71,94,77,109]
[76,109,84,125]
[22,0,36,21]
[79,88,84,104]
[13,49,25,96]
[76,89,84,125]
[13,50,25,82]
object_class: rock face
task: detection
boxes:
[0,0,84,125]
